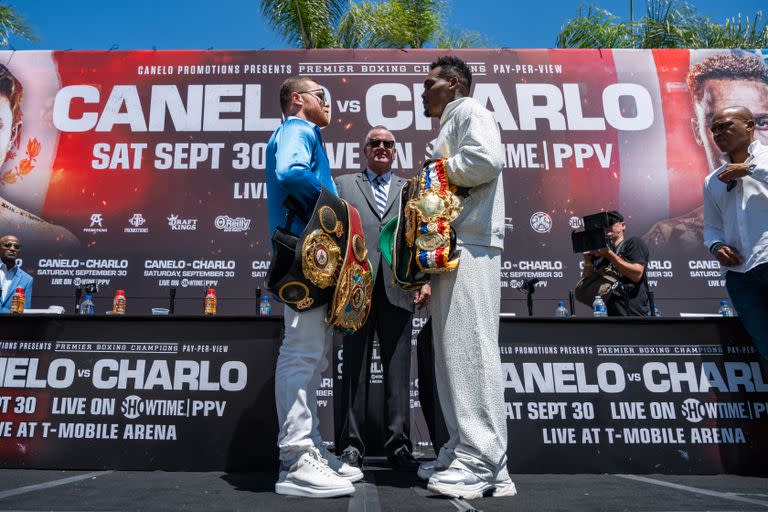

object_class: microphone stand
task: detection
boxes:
[169,288,176,315]
[519,278,540,317]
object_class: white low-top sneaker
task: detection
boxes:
[427,466,495,500]
[275,448,355,498]
[317,444,364,482]
[492,466,517,497]
[417,458,450,480]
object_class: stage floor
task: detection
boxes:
[1,462,767,512]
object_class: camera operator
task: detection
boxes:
[582,211,650,316]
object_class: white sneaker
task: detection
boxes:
[317,444,364,482]
[427,466,494,499]
[417,459,447,480]
[275,448,355,498]
[492,466,517,497]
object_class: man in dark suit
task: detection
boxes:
[0,234,32,313]
[334,125,430,470]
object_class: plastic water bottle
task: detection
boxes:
[555,301,570,318]
[79,295,95,315]
[652,305,662,317]
[112,289,127,315]
[259,295,271,316]
[10,287,25,314]
[592,296,607,317]
[204,289,217,315]
[718,300,733,317]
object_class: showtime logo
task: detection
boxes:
[215,215,251,233]
[83,213,107,233]
[168,214,198,231]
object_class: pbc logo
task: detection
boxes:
[168,214,198,231]
[215,215,251,233]
[83,213,107,233]
[125,213,149,233]
[530,212,552,234]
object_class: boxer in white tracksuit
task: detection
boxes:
[419,56,516,500]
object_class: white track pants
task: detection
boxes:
[430,244,508,480]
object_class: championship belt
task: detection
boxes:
[380,159,462,290]
[325,203,374,334]
[266,186,373,334]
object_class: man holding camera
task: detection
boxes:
[582,211,649,316]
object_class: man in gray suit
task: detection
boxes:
[334,125,430,470]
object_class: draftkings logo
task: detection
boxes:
[215,215,251,233]
[83,213,107,233]
[124,213,149,233]
[168,214,198,231]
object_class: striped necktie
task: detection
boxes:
[372,175,387,217]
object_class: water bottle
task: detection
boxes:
[79,295,95,315]
[592,296,607,317]
[555,301,570,318]
[112,289,127,315]
[204,289,217,315]
[259,295,271,316]
[718,300,733,317]
[652,305,662,317]
[10,287,25,314]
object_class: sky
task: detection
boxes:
[8,0,768,51]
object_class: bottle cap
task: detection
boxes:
[207,289,216,294]
[720,300,727,305]
[558,301,564,306]
[116,290,125,295]
[15,287,24,293]
[261,295,270,300]
[85,295,92,300]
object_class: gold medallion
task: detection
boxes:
[319,206,338,234]
[302,230,341,288]
[352,234,368,262]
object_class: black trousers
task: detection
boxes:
[336,270,413,456]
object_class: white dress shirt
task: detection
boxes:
[703,139,768,274]
[364,168,391,199]
[1,262,16,302]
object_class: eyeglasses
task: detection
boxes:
[297,89,327,107]
[2,242,21,249]
[367,139,395,149]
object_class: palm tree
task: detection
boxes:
[0,5,36,48]
[556,0,768,49]
[260,0,485,49]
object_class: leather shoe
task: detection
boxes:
[340,447,362,468]
[387,446,420,471]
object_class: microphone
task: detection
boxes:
[74,287,82,314]
[168,288,176,315]
[726,179,737,191]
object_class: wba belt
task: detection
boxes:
[266,187,373,334]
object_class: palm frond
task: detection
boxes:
[0,5,36,47]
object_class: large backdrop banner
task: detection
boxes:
[1,48,767,315]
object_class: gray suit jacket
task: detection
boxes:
[334,171,414,313]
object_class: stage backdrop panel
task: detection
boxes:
[2,49,767,316]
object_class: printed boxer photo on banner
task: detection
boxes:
[0,57,78,250]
